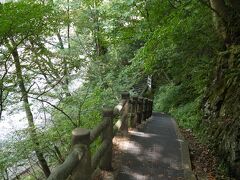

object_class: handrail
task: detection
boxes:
[113,100,126,116]
[47,146,85,180]
[140,85,148,96]
[90,118,109,143]
[47,91,153,180]
[91,139,110,170]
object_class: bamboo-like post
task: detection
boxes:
[100,107,114,170]
[120,92,130,135]
[137,97,143,124]
[71,128,91,180]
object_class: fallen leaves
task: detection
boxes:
[180,128,218,179]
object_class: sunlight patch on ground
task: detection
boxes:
[123,168,148,180]
[117,140,142,155]
[144,144,163,161]
[131,172,148,180]
[129,131,157,138]
[177,139,184,142]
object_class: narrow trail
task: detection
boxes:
[116,113,188,180]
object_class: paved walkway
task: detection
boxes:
[117,113,186,180]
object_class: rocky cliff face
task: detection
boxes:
[202,45,240,177]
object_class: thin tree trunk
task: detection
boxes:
[93,0,107,57]
[57,32,71,97]
[0,84,3,120]
[55,0,71,97]
[0,61,8,120]
[11,45,51,177]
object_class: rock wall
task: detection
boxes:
[202,45,240,177]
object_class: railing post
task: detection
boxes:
[142,98,147,121]
[130,96,138,128]
[120,92,130,135]
[71,128,91,180]
[150,99,153,117]
[137,97,143,124]
[146,98,150,118]
[100,107,114,170]
[129,97,133,128]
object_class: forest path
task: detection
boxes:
[116,112,194,180]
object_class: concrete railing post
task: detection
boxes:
[146,98,150,118]
[71,128,91,180]
[142,98,147,121]
[132,96,138,127]
[130,96,137,128]
[137,97,143,124]
[129,98,133,127]
[100,108,114,170]
[150,99,153,117]
[120,92,130,135]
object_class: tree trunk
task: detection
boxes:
[92,2,107,57]
[209,0,229,42]
[210,0,240,45]
[0,62,8,120]
[11,45,51,177]
[229,0,240,11]
[209,0,228,19]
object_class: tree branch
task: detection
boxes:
[29,96,77,127]
[77,85,91,126]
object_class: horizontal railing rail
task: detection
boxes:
[47,92,153,180]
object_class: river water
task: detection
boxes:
[0,78,84,179]
[0,78,83,143]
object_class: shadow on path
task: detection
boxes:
[117,113,184,180]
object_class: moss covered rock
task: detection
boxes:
[202,45,240,177]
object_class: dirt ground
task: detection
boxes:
[180,128,231,180]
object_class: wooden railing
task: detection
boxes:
[47,92,153,180]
